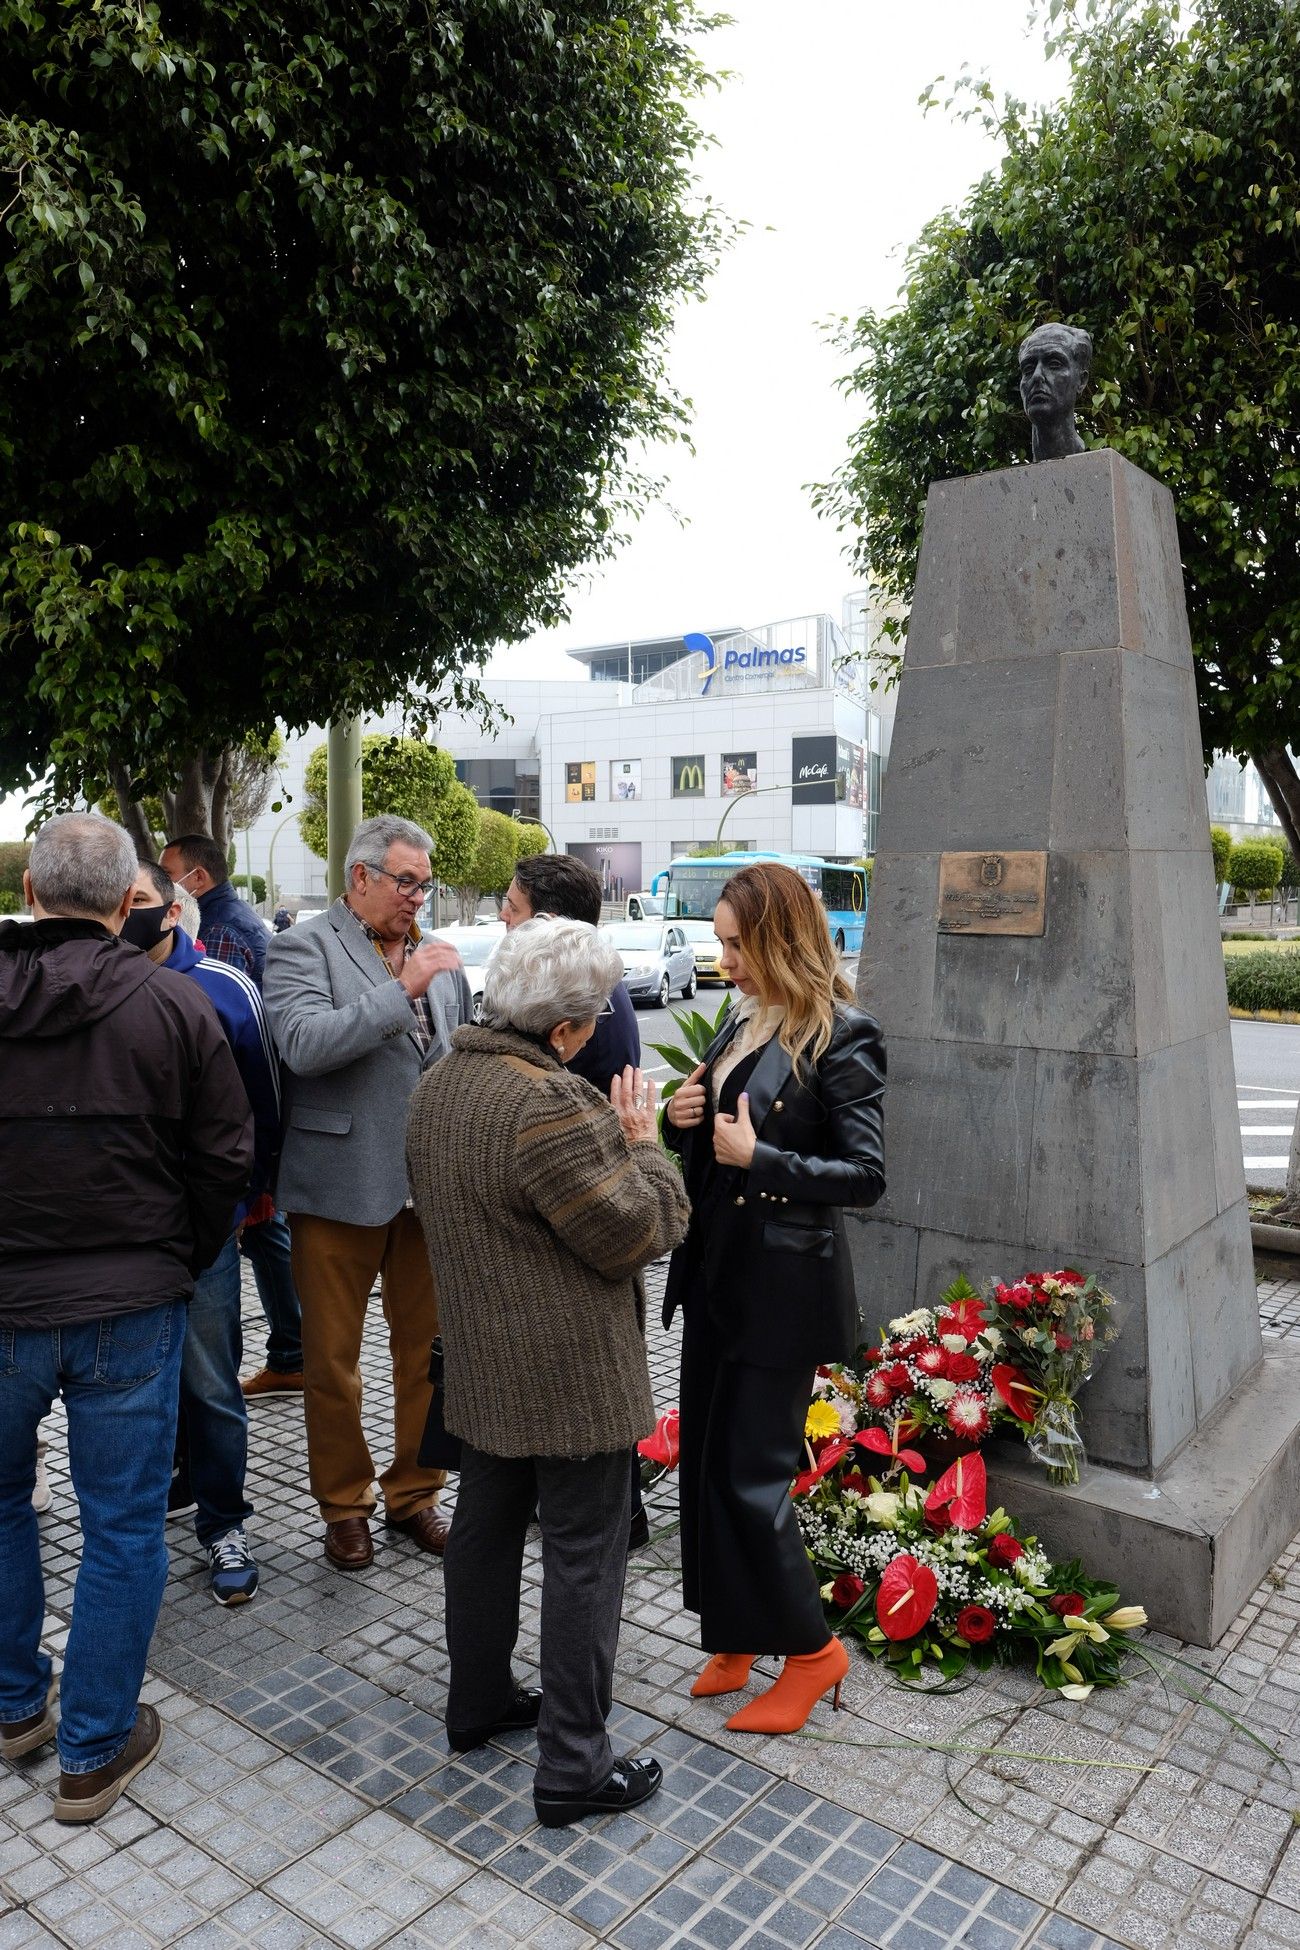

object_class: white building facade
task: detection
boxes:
[241,604,893,906]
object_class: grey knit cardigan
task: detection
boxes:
[405,1023,691,1458]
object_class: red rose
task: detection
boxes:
[1058,1269,1085,1285]
[987,1533,1024,1569]
[1008,1284,1034,1311]
[841,1472,869,1494]
[883,1363,913,1393]
[945,1352,981,1383]
[955,1604,997,1644]
[831,1573,866,1610]
[1054,1332,1074,1351]
[865,1346,884,1365]
[1049,1592,1086,1617]
[925,1504,953,1533]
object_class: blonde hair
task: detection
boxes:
[719,863,852,1077]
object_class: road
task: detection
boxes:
[631,974,1300,1192]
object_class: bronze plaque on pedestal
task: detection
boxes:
[937,851,1048,935]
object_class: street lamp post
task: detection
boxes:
[264,809,304,913]
[713,774,839,850]
[512,809,556,851]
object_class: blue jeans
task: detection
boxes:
[0,1300,186,1773]
[183,1234,253,1549]
[241,1211,303,1372]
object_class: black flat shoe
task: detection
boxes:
[534,1755,663,1828]
[446,1686,543,1753]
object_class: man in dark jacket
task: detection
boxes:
[0,814,252,1824]
[160,831,267,981]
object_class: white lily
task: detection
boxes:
[1101,1605,1148,1632]
[1060,1683,1095,1700]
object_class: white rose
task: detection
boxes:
[864,1492,900,1527]
[940,1334,967,1354]
[928,1379,957,1402]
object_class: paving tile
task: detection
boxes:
[0,1914,66,1950]
[496,1814,697,1938]
[138,1745,372,1885]
[1058,1833,1261,1949]
[264,1807,467,1947]
[836,1842,1043,1950]
[388,1866,598,1946]
[221,1653,392,1749]
[702,1778,897,1922]
[392,1743,541,1864]
[1024,1920,1135,1950]
[294,1695,446,1802]
[171,1888,327,1947]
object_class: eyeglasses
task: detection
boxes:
[363,865,435,898]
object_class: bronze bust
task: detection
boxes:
[1018,323,1092,462]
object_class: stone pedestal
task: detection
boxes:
[852,448,1300,1643]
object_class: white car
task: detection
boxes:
[601,921,697,1010]
[430,922,506,1022]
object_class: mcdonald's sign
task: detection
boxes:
[673,755,705,797]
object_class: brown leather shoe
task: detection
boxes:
[241,1367,305,1398]
[52,1704,162,1824]
[324,1517,374,1569]
[385,1506,451,1555]
[1,1677,58,1760]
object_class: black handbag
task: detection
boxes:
[418,1336,462,1471]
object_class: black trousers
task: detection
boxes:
[443,1442,633,1794]
[677,1300,829,1656]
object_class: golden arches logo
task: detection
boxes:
[677,763,704,792]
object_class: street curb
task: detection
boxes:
[1230,1007,1300,1024]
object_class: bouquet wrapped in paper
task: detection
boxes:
[982,1270,1117,1485]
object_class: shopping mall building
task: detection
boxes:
[246,598,896,906]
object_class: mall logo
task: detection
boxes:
[685,632,807,696]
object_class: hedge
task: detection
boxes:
[1224,950,1300,1014]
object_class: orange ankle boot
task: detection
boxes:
[724,1638,849,1733]
[690,1654,756,1699]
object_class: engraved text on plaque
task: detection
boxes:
[937,850,1048,936]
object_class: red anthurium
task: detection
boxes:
[992,1364,1037,1423]
[938,1299,986,1342]
[789,1436,852,1498]
[636,1409,680,1470]
[856,1427,927,1473]
[876,1554,939,1640]
[924,1451,988,1531]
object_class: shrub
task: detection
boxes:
[1225,951,1300,1014]
[0,840,30,901]
[231,874,267,905]
[1210,827,1233,882]
[0,889,21,915]
[1228,838,1285,898]
[854,856,874,890]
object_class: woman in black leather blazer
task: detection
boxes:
[663,862,885,1733]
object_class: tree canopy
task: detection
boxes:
[299,733,479,885]
[0,0,727,815]
[814,0,1300,849]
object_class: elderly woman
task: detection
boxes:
[406,918,689,1828]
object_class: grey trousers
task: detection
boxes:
[443,1443,633,1794]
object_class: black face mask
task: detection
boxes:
[120,905,174,954]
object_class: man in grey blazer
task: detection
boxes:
[263,815,472,1570]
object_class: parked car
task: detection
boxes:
[679,918,730,986]
[430,922,506,1022]
[624,891,665,922]
[601,921,697,1009]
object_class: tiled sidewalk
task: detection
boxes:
[5,1263,1300,1950]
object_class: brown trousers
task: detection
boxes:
[289,1208,446,1524]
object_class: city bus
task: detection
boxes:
[650,851,868,954]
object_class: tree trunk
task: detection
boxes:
[162,750,234,850]
[109,765,160,859]
[455,885,481,926]
[1253,746,1300,864]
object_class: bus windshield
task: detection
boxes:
[657,853,866,953]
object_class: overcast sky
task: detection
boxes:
[1,2,1066,839]
[495,0,1068,678]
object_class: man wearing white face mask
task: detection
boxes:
[125,861,281,1607]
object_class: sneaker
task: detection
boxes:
[207,1529,259,1606]
[31,1451,52,1515]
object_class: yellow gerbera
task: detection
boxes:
[804,1401,843,1440]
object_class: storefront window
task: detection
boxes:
[564,761,596,804]
[672,755,706,797]
[721,752,758,796]
[610,760,642,802]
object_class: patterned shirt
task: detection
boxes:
[344,902,433,1053]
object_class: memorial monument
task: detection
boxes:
[851,328,1300,1643]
